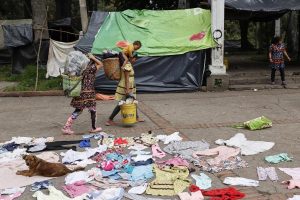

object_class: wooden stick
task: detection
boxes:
[34,7,48,91]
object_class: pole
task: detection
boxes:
[275,19,281,37]
[209,0,226,75]
[79,0,89,33]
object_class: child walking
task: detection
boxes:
[62,53,103,135]
[269,36,291,87]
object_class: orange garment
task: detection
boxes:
[95,93,114,101]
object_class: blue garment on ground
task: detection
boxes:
[79,139,91,148]
[130,164,153,181]
[30,180,52,191]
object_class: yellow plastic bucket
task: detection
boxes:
[121,103,137,125]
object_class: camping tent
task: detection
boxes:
[75,8,216,92]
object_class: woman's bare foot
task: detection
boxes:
[137,118,145,122]
[105,120,117,126]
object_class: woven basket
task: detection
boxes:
[103,58,121,80]
[62,74,82,97]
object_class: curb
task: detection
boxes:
[0,90,64,97]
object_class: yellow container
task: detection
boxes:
[224,57,229,70]
[121,103,137,125]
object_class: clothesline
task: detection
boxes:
[33,27,81,36]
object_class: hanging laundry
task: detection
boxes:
[256,167,278,181]
[265,153,293,164]
[151,143,166,159]
[215,133,274,155]
[164,140,210,164]
[191,173,212,189]
[156,132,183,144]
[223,177,259,187]
[32,186,87,200]
[146,165,190,196]
[192,146,248,173]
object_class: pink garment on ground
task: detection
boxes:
[0,192,22,200]
[282,180,300,189]
[152,143,166,159]
[101,161,114,171]
[178,191,204,200]
[156,157,189,168]
[279,168,300,180]
[62,181,92,198]
[193,146,240,165]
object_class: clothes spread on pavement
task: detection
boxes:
[0,130,298,200]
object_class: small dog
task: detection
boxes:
[16,154,84,177]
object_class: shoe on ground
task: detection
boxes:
[271,82,275,85]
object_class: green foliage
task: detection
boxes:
[100,0,178,11]
[0,65,62,91]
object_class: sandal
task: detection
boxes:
[105,120,117,126]
[89,127,102,133]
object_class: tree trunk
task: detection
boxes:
[239,20,251,49]
[24,0,32,18]
[79,0,89,33]
[31,0,49,43]
[55,0,71,19]
[286,11,299,58]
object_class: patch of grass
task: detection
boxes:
[1,65,62,91]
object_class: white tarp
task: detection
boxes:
[46,39,78,78]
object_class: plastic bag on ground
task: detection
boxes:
[232,116,272,130]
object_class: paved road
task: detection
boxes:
[1,89,300,199]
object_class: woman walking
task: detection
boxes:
[62,53,103,135]
[269,36,291,87]
[105,53,144,126]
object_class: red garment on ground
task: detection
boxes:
[189,185,245,200]
[114,138,128,145]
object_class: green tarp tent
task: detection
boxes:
[92,8,216,56]
[75,9,215,92]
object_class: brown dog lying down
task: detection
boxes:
[16,154,84,177]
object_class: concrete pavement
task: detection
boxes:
[1,89,300,199]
